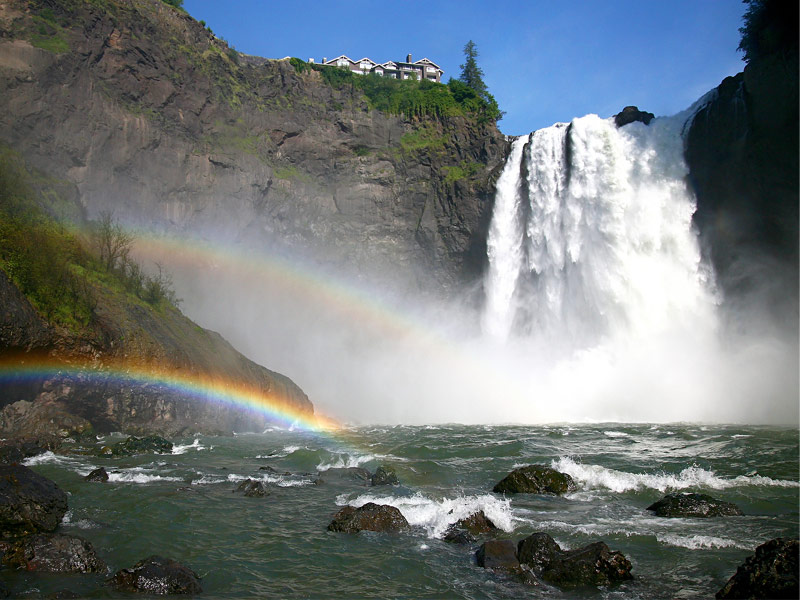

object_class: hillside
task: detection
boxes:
[0,146,313,436]
[0,0,508,296]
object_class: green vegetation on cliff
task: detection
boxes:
[0,149,179,333]
[738,0,798,63]
[289,59,503,123]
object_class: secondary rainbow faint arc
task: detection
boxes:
[0,358,340,433]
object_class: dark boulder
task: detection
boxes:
[493,465,577,495]
[370,465,399,486]
[517,532,633,587]
[517,532,563,573]
[110,435,173,456]
[234,479,269,498]
[0,464,68,536]
[85,467,109,482]
[476,540,520,570]
[442,528,475,545]
[716,537,798,599]
[327,502,408,533]
[1,533,106,573]
[614,106,655,127]
[646,492,743,518]
[0,440,49,465]
[110,555,202,595]
[541,541,633,587]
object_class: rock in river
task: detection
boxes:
[109,435,173,456]
[370,465,399,486]
[493,465,577,495]
[234,479,269,498]
[111,555,202,595]
[476,540,520,570]
[327,503,408,533]
[85,467,109,482]
[516,532,633,587]
[646,492,743,518]
[716,537,798,599]
[1,533,106,573]
[0,464,68,536]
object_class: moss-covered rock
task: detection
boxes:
[646,492,743,518]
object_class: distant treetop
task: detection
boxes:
[738,0,799,63]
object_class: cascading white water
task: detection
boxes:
[483,112,717,350]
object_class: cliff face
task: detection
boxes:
[685,51,798,309]
[0,0,508,296]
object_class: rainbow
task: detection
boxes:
[0,357,341,434]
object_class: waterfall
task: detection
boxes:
[483,113,717,350]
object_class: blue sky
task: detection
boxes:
[183,0,746,136]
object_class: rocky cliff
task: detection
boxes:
[0,0,508,297]
[685,8,798,316]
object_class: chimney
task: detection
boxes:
[406,53,412,63]
[323,57,327,63]
[309,58,315,63]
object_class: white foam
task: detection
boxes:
[336,492,515,538]
[172,438,207,454]
[225,472,312,488]
[603,431,630,438]
[317,453,379,471]
[106,471,183,484]
[61,510,97,529]
[656,534,750,550]
[553,457,800,492]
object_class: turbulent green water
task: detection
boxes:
[9,424,799,598]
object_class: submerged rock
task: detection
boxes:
[234,479,269,497]
[327,503,408,533]
[476,540,519,570]
[493,465,577,495]
[85,467,109,482]
[370,465,399,486]
[0,464,68,536]
[614,105,655,127]
[320,467,372,485]
[109,435,173,456]
[646,492,743,518]
[716,537,798,599]
[516,532,633,587]
[2,533,106,573]
[111,555,202,595]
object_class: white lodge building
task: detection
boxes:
[311,53,443,83]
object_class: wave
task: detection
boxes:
[656,533,751,550]
[336,492,515,538]
[106,471,183,484]
[225,473,313,488]
[172,438,208,454]
[317,452,381,471]
[553,457,800,492]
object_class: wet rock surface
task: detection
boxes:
[110,555,203,595]
[327,503,408,533]
[0,465,68,536]
[493,465,577,495]
[108,435,174,456]
[476,540,519,570]
[370,465,399,486]
[234,479,270,498]
[1,533,106,573]
[614,105,655,127]
[85,467,109,482]
[646,492,743,518]
[716,537,798,599]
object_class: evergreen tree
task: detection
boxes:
[459,40,488,100]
